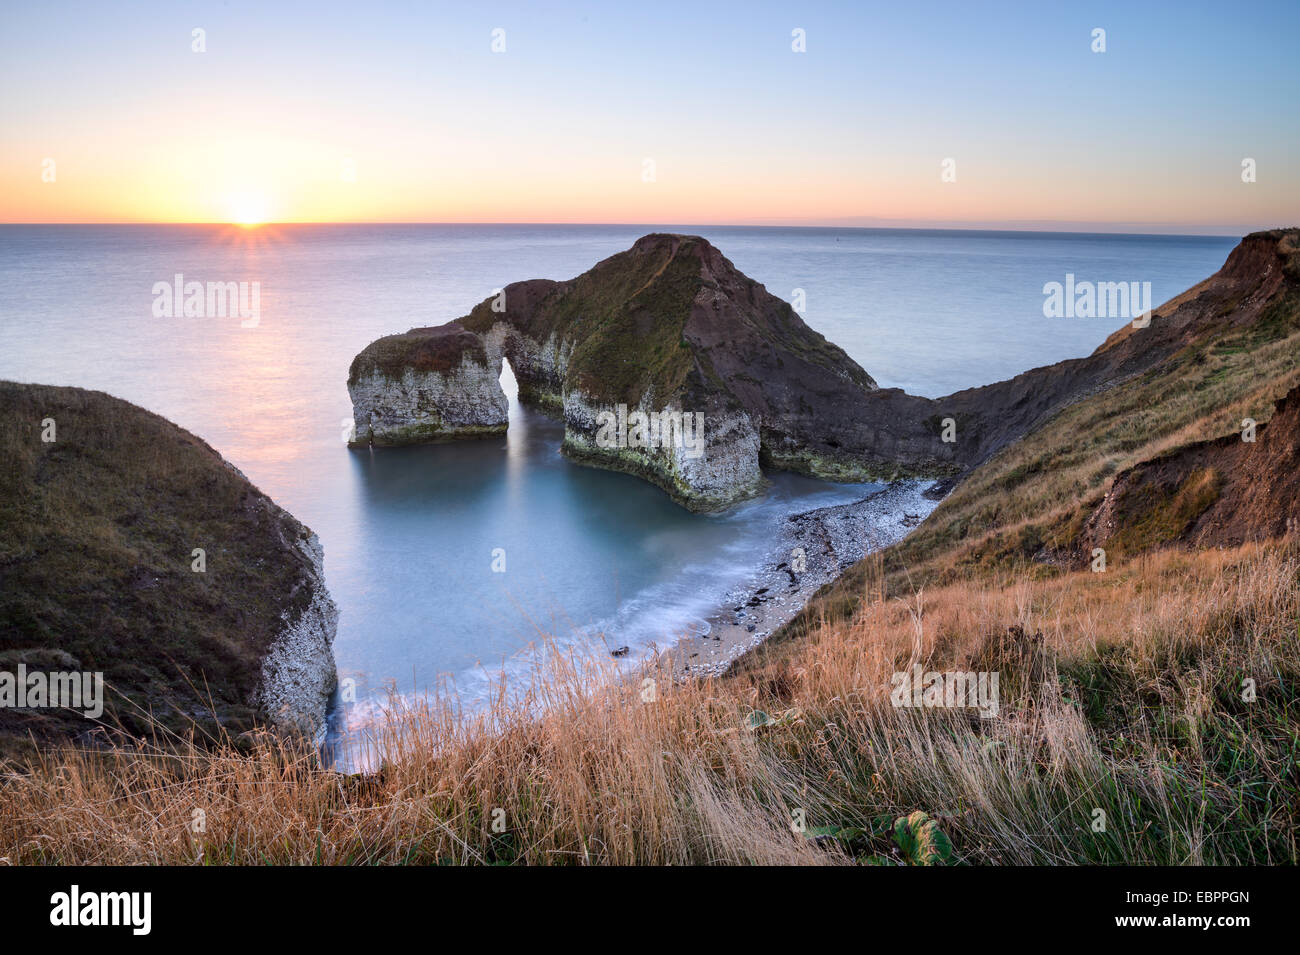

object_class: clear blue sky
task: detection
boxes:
[2,0,1296,231]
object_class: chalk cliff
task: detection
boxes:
[348,324,508,446]
[0,382,339,751]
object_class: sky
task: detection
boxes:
[1,0,1297,233]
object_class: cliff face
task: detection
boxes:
[255,531,341,741]
[1083,384,1300,556]
[0,382,338,751]
[346,229,1300,512]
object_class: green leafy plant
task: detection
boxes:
[892,811,953,865]
[744,707,802,731]
[804,811,952,865]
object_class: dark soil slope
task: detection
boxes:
[1084,384,1300,555]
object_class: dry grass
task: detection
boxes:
[2,542,1295,865]
[742,542,1299,864]
[3,264,1297,866]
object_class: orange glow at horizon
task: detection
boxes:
[0,127,1290,231]
[2,161,1281,229]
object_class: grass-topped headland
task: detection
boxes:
[0,539,1293,865]
[0,382,335,756]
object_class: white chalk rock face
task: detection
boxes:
[256,532,339,744]
[348,360,508,447]
[674,409,765,506]
[561,391,766,511]
[347,323,510,446]
[483,321,573,414]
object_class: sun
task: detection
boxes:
[226,191,270,227]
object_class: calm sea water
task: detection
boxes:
[0,224,1236,745]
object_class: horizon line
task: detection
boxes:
[0,220,1257,239]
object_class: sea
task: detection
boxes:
[0,224,1237,755]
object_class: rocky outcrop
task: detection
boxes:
[0,382,338,752]
[347,229,1300,512]
[349,234,958,509]
[560,392,765,510]
[348,325,507,445]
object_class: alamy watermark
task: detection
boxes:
[890,664,999,718]
[152,274,261,327]
[594,404,706,460]
[1043,274,1152,327]
[50,885,150,935]
[1,665,104,719]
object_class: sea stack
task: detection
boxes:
[347,234,961,509]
